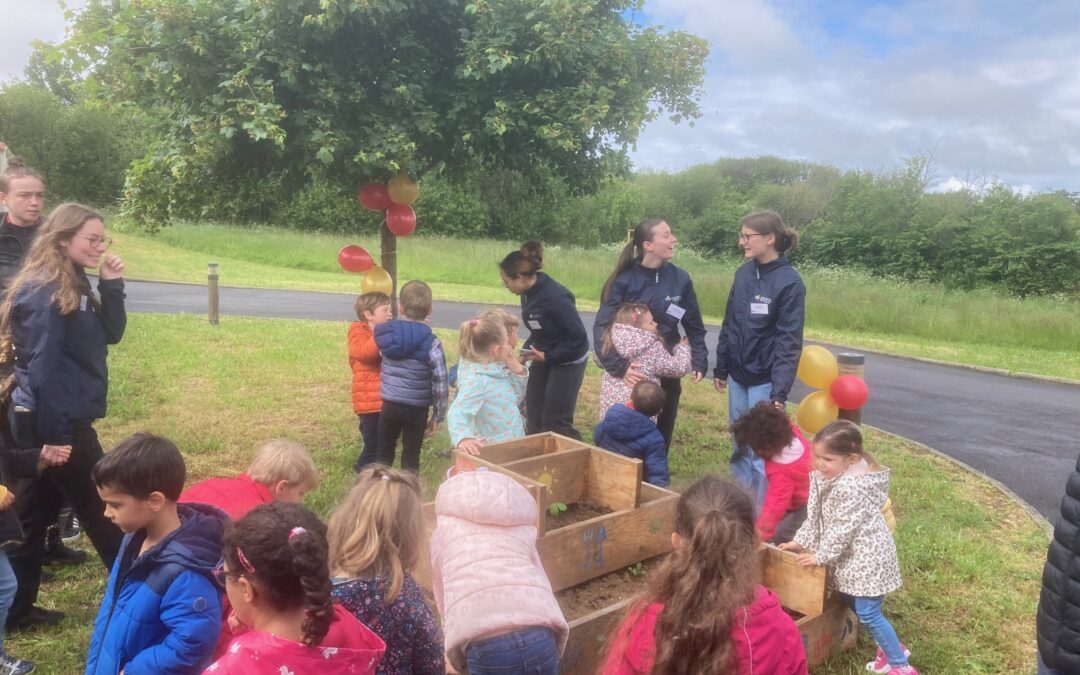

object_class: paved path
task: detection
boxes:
[124,279,1080,522]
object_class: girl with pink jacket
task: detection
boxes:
[598,303,692,420]
[430,469,568,674]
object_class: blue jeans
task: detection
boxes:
[354,412,380,472]
[1038,651,1062,675]
[465,626,558,674]
[727,377,772,511]
[0,551,16,649]
[840,594,907,667]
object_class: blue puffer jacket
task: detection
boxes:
[376,319,436,408]
[594,404,669,487]
[86,503,227,675]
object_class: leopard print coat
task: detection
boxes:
[793,467,902,597]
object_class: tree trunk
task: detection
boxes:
[380,220,398,317]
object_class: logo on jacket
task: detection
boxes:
[753,294,772,304]
[664,295,682,302]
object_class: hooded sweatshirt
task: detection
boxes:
[86,503,228,675]
[793,465,902,597]
[598,323,691,420]
[757,424,812,542]
[447,360,527,447]
[430,471,568,673]
[601,586,808,675]
[203,604,386,675]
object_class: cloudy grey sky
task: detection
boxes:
[3,0,1077,191]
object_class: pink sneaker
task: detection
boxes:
[866,646,912,673]
[886,667,918,675]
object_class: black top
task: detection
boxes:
[0,215,39,292]
[1038,452,1080,671]
[520,272,589,365]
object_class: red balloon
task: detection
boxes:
[357,183,392,211]
[829,375,870,410]
[337,245,374,273]
[386,204,416,236]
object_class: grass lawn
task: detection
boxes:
[109,220,1080,381]
[10,314,1043,674]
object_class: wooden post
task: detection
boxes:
[207,262,219,326]
[836,352,864,424]
[380,221,398,317]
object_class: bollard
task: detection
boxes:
[836,352,864,425]
[208,262,219,325]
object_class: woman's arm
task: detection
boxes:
[97,256,127,345]
[593,275,630,377]
[17,291,73,444]
[768,280,806,405]
[712,282,737,389]
[679,277,709,375]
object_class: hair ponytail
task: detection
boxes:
[814,419,879,467]
[499,240,544,278]
[601,219,665,302]
[458,314,507,363]
[288,527,335,646]
[601,302,651,357]
[740,210,799,255]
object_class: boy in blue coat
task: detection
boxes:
[593,381,670,487]
[87,433,225,675]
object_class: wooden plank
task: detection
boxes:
[503,448,589,506]
[551,433,590,453]
[639,482,679,504]
[796,598,859,667]
[559,597,634,674]
[451,453,549,536]
[759,544,827,618]
[537,494,677,592]
[585,448,642,511]
[475,434,550,465]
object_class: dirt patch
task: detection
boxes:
[556,557,665,621]
[546,500,613,530]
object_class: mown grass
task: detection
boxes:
[10,314,1042,673]
[109,219,1080,380]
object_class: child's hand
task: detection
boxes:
[425,419,437,438]
[777,541,803,553]
[0,488,13,510]
[457,438,484,455]
[680,337,689,345]
[795,552,819,567]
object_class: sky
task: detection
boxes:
[2,0,1078,192]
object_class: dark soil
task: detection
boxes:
[556,557,665,621]
[545,500,613,530]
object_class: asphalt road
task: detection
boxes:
[124,279,1080,523]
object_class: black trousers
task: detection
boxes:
[354,412,381,472]
[375,401,429,473]
[656,377,682,452]
[8,420,122,621]
[525,359,587,440]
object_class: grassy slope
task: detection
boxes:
[11,314,1042,674]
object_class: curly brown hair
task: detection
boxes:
[730,401,795,460]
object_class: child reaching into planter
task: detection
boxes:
[430,468,568,674]
[779,420,915,675]
[593,381,670,487]
[601,475,807,674]
[731,401,811,543]
[328,466,444,675]
[447,314,528,455]
[598,303,691,420]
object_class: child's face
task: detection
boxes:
[812,442,859,479]
[222,561,258,627]
[272,480,311,504]
[638,310,657,334]
[364,303,393,326]
[97,484,158,534]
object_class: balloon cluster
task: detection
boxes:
[795,346,870,433]
[338,173,421,295]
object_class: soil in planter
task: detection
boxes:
[545,500,613,530]
[556,557,665,622]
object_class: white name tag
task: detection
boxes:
[80,295,89,312]
[665,304,686,320]
[527,319,542,330]
[750,302,769,315]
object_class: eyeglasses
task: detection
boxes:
[738,232,769,242]
[212,562,239,589]
[76,235,113,250]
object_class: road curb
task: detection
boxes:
[866,423,1054,538]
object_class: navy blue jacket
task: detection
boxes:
[10,273,126,444]
[713,256,805,404]
[0,216,38,291]
[1039,452,1080,672]
[375,319,448,421]
[594,404,669,487]
[86,503,226,675]
[521,272,589,366]
[593,260,708,377]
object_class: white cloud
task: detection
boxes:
[0,0,75,83]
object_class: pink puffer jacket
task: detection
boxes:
[430,471,568,672]
[599,323,692,419]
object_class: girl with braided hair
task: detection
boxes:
[205,502,386,674]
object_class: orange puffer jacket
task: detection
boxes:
[349,321,382,414]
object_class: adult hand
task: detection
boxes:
[456,438,484,456]
[773,400,787,412]
[530,347,546,363]
[41,444,72,467]
[691,371,704,384]
[623,363,644,387]
[424,419,437,438]
[99,254,125,280]
[713,378,727,392]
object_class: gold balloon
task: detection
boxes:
[797,345,839,389]
[361,265,394,295]
[796,390,840,434]
[387,173,419,205]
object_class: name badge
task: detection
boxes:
[527,319,542,330]
[750,303,769,315]
[80,295,89,312]
[665,304,686,320]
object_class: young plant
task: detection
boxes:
[548,501,568,518]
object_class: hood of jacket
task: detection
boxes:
[611,323,663,361]
[149,502,230,574]
[435,470,536,528]
[818,467,891,510]
[374,319,434,360]
[601,404,659,442]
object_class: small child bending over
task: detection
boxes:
[779,420,915,675]
[731,401,811,544]
[180,439,318,520]
[598,303,690,420]
[350,291,394,471]
[205,502,386,674]
[431,469,567,674]
[602,476,807,674]
[448,314,527,455]
[328,467,444,675]
[594,381,670,487]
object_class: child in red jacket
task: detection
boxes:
[601,476,807,675]
[731,401,811,544]
[349,291,393,472]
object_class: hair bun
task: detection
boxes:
[5,156,26,170]
[520,240,544,266]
